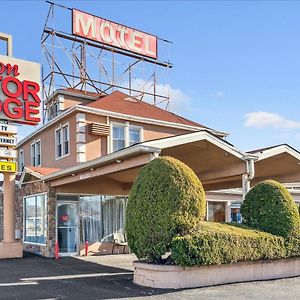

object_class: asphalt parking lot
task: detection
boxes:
[1,253,300,299]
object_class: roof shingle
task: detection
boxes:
[86,91,207,128]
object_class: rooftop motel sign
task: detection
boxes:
[0,55,41,125]
[72,9,157,59]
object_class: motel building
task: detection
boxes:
[1,6,300,259]
[8,88,300,258]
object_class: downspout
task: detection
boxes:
[242,158,255,200]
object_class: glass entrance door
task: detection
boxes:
[57,202,79,256]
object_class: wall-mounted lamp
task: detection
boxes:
[115,159,123,164]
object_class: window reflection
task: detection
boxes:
[207,201,226,222]
[24,194,47,244]
[80,195,127,243]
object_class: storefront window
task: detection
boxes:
[80,195,127,243]
[207,201,226,222]
[24,194,47,244]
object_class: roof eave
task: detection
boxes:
[43,144,161,181]
[45,89,102,104]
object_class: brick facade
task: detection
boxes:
[17,180,56,257]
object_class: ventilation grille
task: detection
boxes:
[88,123,110,136]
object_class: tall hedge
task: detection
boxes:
[241,180,300,237]
[125,156,206,263]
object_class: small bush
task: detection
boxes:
[125,156,206,263]
[171,222,286,266]
[285,236,300,257]
[241,180,300,237]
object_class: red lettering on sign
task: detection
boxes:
[24,101,40,123]
[0,61,41,125]
[0,63,20,76]
[2,77,22,98]
[3,98,23,119]
[23,80,40,102]
[72,9,157,59]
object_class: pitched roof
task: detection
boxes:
[248,144,295,154]
[86,91,208,128]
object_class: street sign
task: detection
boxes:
[0,55,41,125]
[0,149,17,159]
[0,123,17,135]
[0,161,16,173]
[0,136,17,147]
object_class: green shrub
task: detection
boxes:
[125,156,206,263]
[171,221,286,266]
[241,180,300,237]
[285,236,300,257]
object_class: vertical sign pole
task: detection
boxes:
[3,173,16,243]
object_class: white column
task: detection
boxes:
[3,173,16,243]
[76,113,86,163]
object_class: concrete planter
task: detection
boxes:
[133,258,300,289]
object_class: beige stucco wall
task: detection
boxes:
[18,107,194,170]
[20,114,77,169]
[85,113,108,161]
[63,94,94,111]
[84,114,191,161]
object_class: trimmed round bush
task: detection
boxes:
[241,180,300,237]
[125,156,206,263]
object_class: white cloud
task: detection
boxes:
[244,111,300,129]
[130,78,192,114]
[215,91,224,97]
[210,91,224,98]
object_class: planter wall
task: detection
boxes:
[133,258,300,289]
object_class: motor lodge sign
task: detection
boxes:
[72,9,157,59]
[0,55,41,125]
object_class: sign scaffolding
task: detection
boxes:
[41,1,173,123]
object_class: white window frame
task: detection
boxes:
[23,192,47,246]
[30,139,41,167]
[111,122,126,153]
[129,124,143,146]
[110,122,143,153]
[62,123,70,156]
[55,122,70,160]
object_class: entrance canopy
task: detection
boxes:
[38,130,253,194]
[248,144,300,185]
[21,135,300,195]
[142,131,254,191]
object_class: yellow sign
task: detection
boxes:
[0,161,16,173]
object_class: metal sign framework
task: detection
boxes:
[41,1,173,123]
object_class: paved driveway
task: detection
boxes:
[1,253,300,299]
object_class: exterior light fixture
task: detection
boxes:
[115,159,123,164]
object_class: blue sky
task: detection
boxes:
[1,1,300,152]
